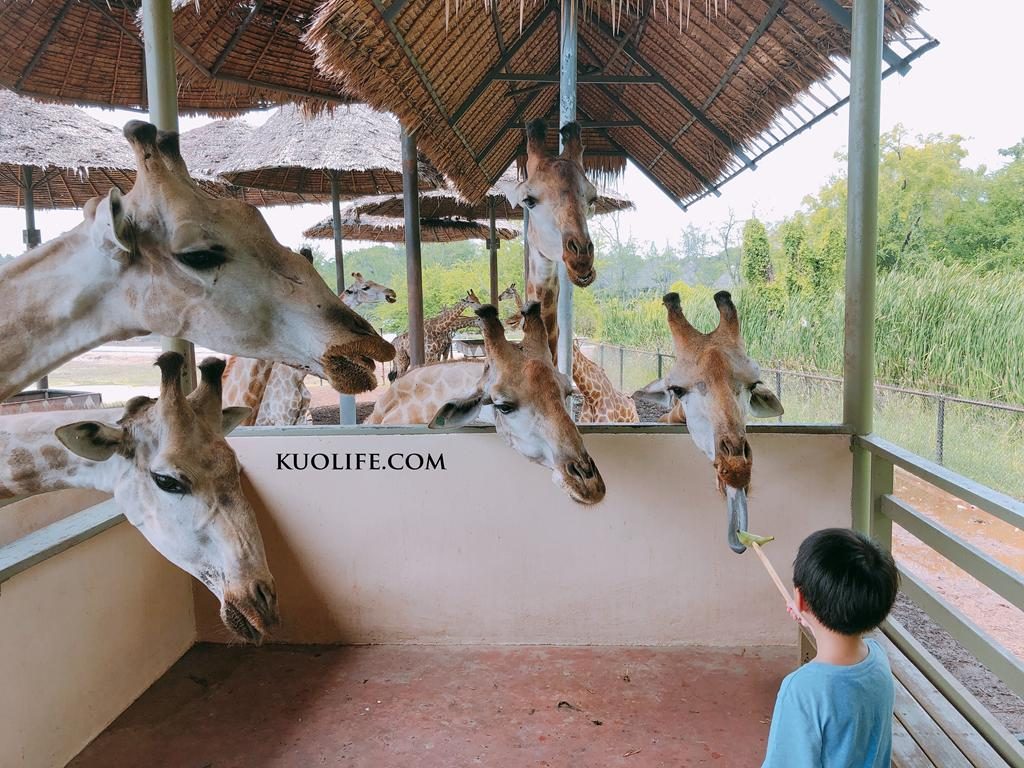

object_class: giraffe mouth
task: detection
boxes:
[568,267,596,287]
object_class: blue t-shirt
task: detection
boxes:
[762,639,894,768]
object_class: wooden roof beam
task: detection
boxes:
[492,73,658,84]
[813,0,911,73]
[210,0,266,75]
[589,15,755,170]
[449,3,557,125]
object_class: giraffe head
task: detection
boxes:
[463,288,483,310]
[635,292,784,553]
[429,303,605,505]
[86,121,393,393]
[498,283,518,303]
[55,353,278,642]
[344,272,398,306]
[502,120,598,287]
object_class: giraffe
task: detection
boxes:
[221,267,400,426]
[389,289,483,380]
[503,283,638,423]
[369,302,605,504]
[634,291,785,553]
[0,120,393,402]
[0,353,278,643]
[500,119,599,359]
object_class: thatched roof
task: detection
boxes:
[168,0,352,112]
[215,104,443,196]
[303,214,519,243]
[306,1,934,205]
[179,120,322,206]
[0,89,134,209]
[0,0,351,114]
[351,168,633,220]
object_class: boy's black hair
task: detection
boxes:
[793,528,899,635]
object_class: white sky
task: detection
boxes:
[2,2,1022,256]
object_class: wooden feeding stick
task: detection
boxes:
[739,530,816,650]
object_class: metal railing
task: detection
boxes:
[586,340,1024,469]
[857,435,1024,766]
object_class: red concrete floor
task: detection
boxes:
[68,644,793,768]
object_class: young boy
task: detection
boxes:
[761,528,900,768]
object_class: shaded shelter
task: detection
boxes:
[0,0,354,113]
[306,0,935,206]
[303,214,518,244]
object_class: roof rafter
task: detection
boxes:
[589,14,755,170]
[813,0,910,72]
[210,0,266,75]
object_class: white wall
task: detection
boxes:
[191,429,851,645]
[0,522,195,768]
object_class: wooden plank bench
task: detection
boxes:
[875,631,1018,767]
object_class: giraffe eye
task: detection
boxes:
[494,402,517,414]
[522,195,537,209]
[151,472,189,495]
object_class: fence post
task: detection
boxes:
[775,369,783,423]
[599,342,605,369]
[869,452,894,550]
[935,397,946,466]
[619,346,625,389]
[657,351,663,380]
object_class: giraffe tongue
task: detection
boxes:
[726,486,749,555]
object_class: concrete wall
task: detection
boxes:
[193,429,850,646]
[0,521,195,768]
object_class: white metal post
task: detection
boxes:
[556,0,577,380]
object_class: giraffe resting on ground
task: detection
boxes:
[503,283,638,423]
[634,291,785,554]
[369,302,605,504]
[222,270,398,426]
[0,353,278,643]
[0,121,393,402]
[389,289,483,380]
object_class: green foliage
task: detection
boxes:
[741,218,772,286]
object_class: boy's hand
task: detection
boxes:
[786,601,809,628]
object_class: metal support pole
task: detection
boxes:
[21,166,47,391]
[330,171,357,425]
[555,0,577,381]
[522,208,531,287]
[488,198,499,306]
[401,129,425,368]
[143,0,195,393]
[935,397,946,465]
[844,0,884,531]
[330,171,346,293]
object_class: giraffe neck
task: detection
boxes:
[570,345,606,406]
[0,409,125,498]
[431,302,472,333]
[525,236,560,358]
[0,227,143,401]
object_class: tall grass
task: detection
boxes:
[580,264,1024,405]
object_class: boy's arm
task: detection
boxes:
[761,679,823,768]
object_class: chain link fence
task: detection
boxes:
[584,340,1024,500]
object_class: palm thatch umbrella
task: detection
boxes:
[179,120,322,207]
[0,0,353,113]
[349,170,635,221]
[216,104,442,291]
[303,214,519,244]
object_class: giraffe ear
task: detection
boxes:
[632,378,675,410]
[428,392,490,430]
[91,188,134,264]
[55,421,124,462]
[498,177,530,209]
[749,383,784,418]
[221,406,252,435]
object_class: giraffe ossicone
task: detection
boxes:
[0,353,278,643]
[0,120,393,402]
[634,291,785,554]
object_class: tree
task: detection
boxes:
[741,217,772,287]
